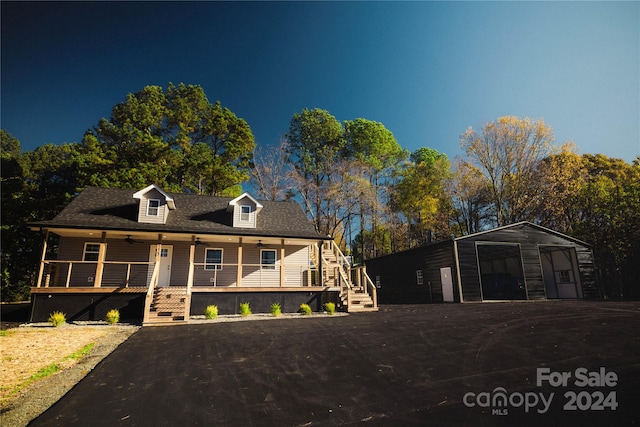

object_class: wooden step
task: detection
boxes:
[145,287,188,326]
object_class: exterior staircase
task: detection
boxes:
[318,241,378,313]
[143,287,189,326]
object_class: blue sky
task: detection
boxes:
[2,1,639,163]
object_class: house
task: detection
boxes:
[29,185,377,325]
[365,222,600,303]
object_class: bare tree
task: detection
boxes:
[250,138,293,201]
[460,116,555,227]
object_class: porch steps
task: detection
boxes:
[321,245,378,312]
[341,288,378,313]
[144,287,189,326]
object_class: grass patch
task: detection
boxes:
[0,342,96,405]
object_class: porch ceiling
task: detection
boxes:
[38,228,319,246]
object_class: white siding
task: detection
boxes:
[284,245,310,287]
[232,197,257,228]
[137,189,169,224]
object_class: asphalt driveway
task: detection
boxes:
[31,302,640,426]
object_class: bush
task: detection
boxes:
[105,309,120,324]
[270,302,282,317]
[324,302,336,315]
[48,311,66,327]
[205,305,218,320]
[299,303,312,316]
[239,302,252,317]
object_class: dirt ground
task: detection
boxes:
[0,322,139,426]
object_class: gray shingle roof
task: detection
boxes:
[31,187,327,240]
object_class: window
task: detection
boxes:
[83,243,101,261]
[416,270,424,285]
[240,205,251,221]
[147,199,160,216]
[204,249,223,270]
[261,249,276,270]
[557,270,572,283]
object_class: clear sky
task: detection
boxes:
[2,1,639,163]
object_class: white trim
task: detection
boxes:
[240,205,251,221]
[146,199,161,216]
[83,242,101,261]
[133,184,176,210]
[260,248,277,270]
[227,192,263,214]
[204,248,224,270]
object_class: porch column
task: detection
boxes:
[236,238,243,287]
[36,229,49,287]
[318,240,323,287]
[154,234,163,287]
[279,239,285,287]
[187,236,196,293]
[93,232,107,287]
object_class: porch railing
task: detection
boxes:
[191,263,317,287]
[36,260,323,289]
[36,260,155,288]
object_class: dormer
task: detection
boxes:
[132,184,176,224]
[227,192,263,228]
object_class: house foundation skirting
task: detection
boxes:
[190,289,339,316]
[30,288,146,323]
[29,287,339,322]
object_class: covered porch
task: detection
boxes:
[31,228,377,324]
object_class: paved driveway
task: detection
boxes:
[31,302,639,426]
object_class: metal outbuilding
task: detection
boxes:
[364,222,600,303]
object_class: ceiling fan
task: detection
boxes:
[256,240,269,248]
[124,235,143,244]
[194,238,209,246]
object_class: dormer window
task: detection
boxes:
[227,193,263,229]
[133,185,176,225]
[240,205,251,221]
[147,199,160,216]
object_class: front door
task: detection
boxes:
[149,245,173,287]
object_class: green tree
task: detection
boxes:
[392,148,452,247]
[82,83,254,195]
[286,108,345,235]
[570,155,640,300]
[343,118,407,259]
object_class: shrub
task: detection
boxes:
[324,302,336,315]
[239,302,252,317]
[48,311,66,327]
[299,303,312,316]
[105,309,120,324]
[270,302,282,317]
[205,305,218,320]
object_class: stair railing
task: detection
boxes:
[142,261,160,324]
